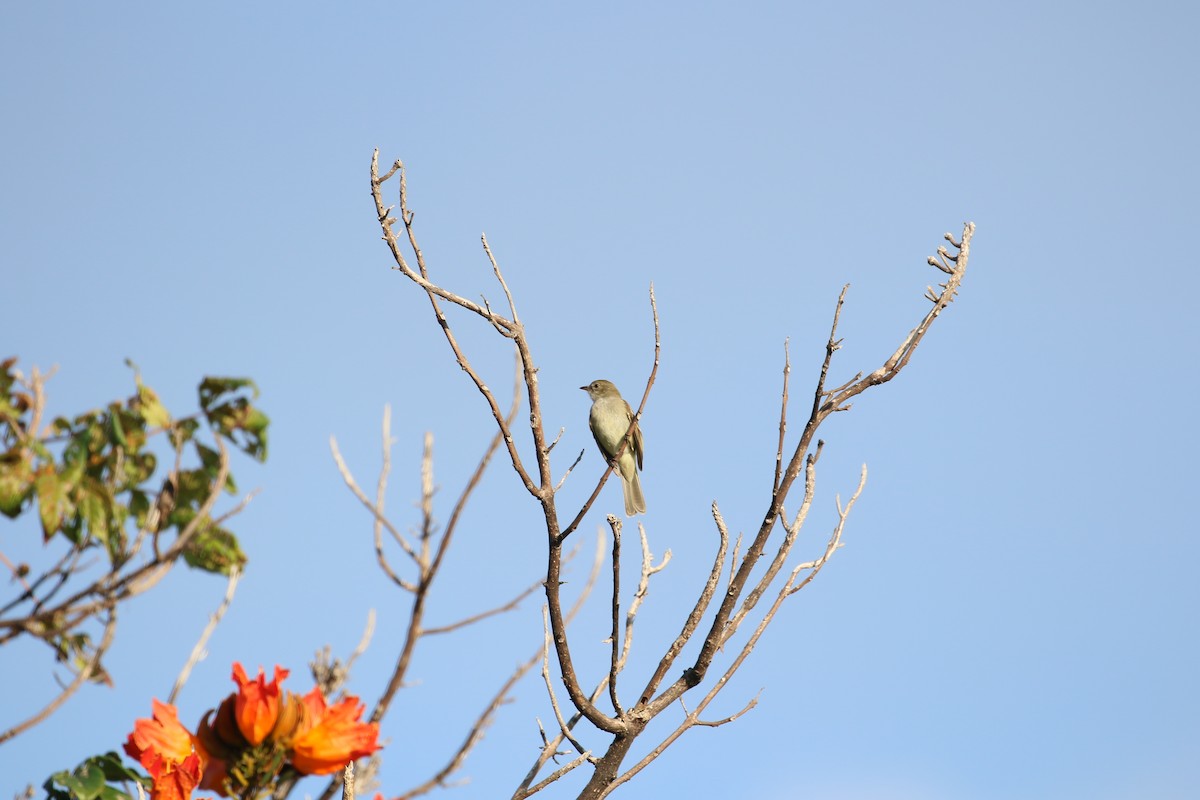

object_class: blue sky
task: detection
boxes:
[3,2,1198,798]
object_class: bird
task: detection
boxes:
[580,379,645,516]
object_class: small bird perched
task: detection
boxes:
[580,379,646,516]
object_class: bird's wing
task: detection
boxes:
[625,400,643,470]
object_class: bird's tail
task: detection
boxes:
[622,469,646,516]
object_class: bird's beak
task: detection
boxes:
[579,385,588,391]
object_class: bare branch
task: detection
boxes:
[0,607,117,744]
[823,222,974,412]
[513,752,592,800]
[481,233,520,324]
[514,532,607,795]
[330,430,418,590]
[554,449,586,493]
[331,411,413,558]
[422,579,541,636]
[347,609,377,671]
[788,465,867,596]
[689,693,761,728]
[619,524,669,680]
[397,645,541,800]
[370,152,538,496]
[638,503,728,706]
[368,418,510,724]
[168,565,242,704]
[726,442,823,641]
[773,339,791,493]
[314,378,527,800]
[540,606,592,759]
[606,516,624,717]
[812,285,849,420]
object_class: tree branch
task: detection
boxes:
[0,607,117,744]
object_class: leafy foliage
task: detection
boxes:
[0,358,269,726]
[0,358,267,573]
[43,752,148,800]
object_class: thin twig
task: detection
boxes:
[370,153,537,496]
[396,647,541,800]
[727,442,823,640]
[422,579,541,636]
[513,752,592,800]
[168,565,241,704]
[346,609,377,671]
[773,339,791,493]
[620,524,670,677]
[638,503,727,706]
[330,432,419,567]
[540,606,591,757]
[787,465,867,595]
[0,607,117,744]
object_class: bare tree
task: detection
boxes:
[362,150,973,798]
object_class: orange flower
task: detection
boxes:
[124,699,204,800]
[289,689,381,775]
[145,752,203,800]
[125,699,193,766]
[231,662,289,745]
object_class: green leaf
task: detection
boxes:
[121,451,157,486]
[70,760,107,799]
[93,751,146,783]
[77,489,109,546]
[0,356,16,390]
[44,771,81,800]
[113,406,147,451]
[107,406,127,448]
[198,376,269,461]
[0,449,33,517]
[172,469,212,518]
[136,383,171,429]
[98,787,135,800]
[61,452,86,485]
[36,468,73,539]
[61,434,89,470]
[182,524,247,575]
[195,442,237,493]
[75,480,126,562]
[199,376,259,411]
[128,488,149,526]
[206,401,269,462]
[43,753,145,800]
[175,417,201,441]
[242,408,270,462]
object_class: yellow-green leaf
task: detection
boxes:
[35,468,73,538]
[137,383,171,429]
